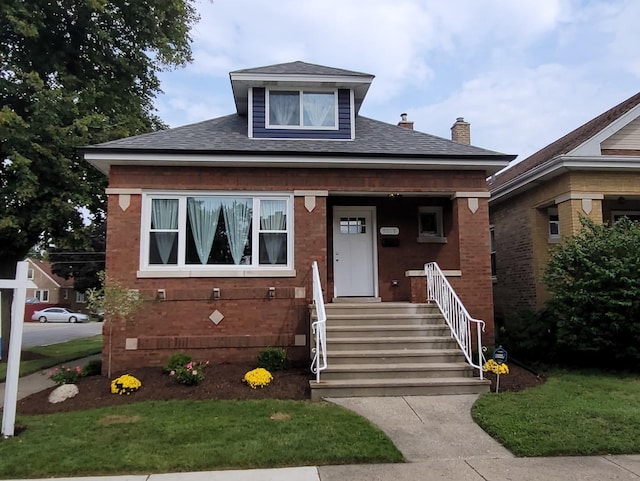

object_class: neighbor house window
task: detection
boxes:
[267,89,337,129]
[548,208,560,239]
[35,290,49,302]
[142,193,292,271]
[76,292,86,303]
[27,268,34,280]
[418,207,444,238]
[490,226,496,277]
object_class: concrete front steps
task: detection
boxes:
[310,302,489,400]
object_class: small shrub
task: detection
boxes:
[49,366,82,385]
[169,360,208,385]
[164,353,193,374]
[257,347,289,372]
[243,368,273,389]
[111,374,141,395]
[81,359,102,377]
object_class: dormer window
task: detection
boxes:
[267,89,337,129]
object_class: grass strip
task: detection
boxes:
[0,399,404,478]
[0,335,102,381]
[472,370,640,456]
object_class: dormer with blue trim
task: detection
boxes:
[229,61,374,140]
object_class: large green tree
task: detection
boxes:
[0,0,199,354]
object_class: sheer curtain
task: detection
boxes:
[260,200,287,264]
[151,199,178,264]
[187,197,221,264]
[269,91,299,125]
[221,199,252,265]
[303,92,334,126]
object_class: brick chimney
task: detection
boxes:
[398,113,414,130]
[451,117,470,144]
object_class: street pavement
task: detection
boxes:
[4,368,640,480]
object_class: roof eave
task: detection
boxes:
[83,151,512,176]
[490,155,640,204]
[229,72,374,116]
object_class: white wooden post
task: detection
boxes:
[0,261,36,438]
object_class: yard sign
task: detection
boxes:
[0,261,36,438]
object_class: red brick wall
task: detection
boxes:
[103,165,494,372]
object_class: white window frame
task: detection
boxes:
[27,268,34,280]
[265,88,339,130]
[417,206,445,243]
[139,191,295,278]
[548,207,560,241]
[35,289,49,303]
[76,291,86,303]
[612,210,640,223]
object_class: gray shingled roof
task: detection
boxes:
[85,114,513,160]
[230,61,373,78]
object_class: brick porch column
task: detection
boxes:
[452,192,495,341]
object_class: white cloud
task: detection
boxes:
[155,0,640,160]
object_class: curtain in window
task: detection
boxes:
[303,92,334,126]
[270,91,299,125]
[260,200,287,264]
[221,199,252,265]
[187,197,222,264]
[151,199,178,264]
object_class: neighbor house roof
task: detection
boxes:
[26,258,73,288]
[490,91,640,192]
[83,115,516,175]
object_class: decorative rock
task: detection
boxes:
[48,384,80,404]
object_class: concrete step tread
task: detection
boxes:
[327,325,447,331]
[322,302,435,308]
[328,336,454,342]
[321,313,444,319]
[310,377,489,388]
[323,362,472,372]
[325,348,463,356]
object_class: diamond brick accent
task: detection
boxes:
[209,310,224,325]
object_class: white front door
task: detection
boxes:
[333,206,377,298]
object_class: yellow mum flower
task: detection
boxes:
[243,368,273,389]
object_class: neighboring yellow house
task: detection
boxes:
[489,92,640,322]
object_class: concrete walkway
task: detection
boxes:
[4,369,640,480]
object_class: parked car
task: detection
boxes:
[31,307,89,323]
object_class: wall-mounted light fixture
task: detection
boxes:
[212,288,221,300]
[268,287,276,299]
[156,289,166,301]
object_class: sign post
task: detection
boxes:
[0,261,36,437]
[492,346,508,393]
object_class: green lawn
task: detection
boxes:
[0,335,103,381]
[472,370,640,456]
[0,399,404,478]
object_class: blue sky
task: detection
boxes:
[156,0,640,163]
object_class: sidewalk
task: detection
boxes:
[4,369,640,480]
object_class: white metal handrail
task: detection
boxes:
[310,261,327,382]
[425,262,485,379]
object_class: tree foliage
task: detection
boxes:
[543,216,640,365]
[0,0,199,352]
[50,221,106,292]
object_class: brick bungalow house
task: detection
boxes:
[83,61,515,395]
[489,91,640,323]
